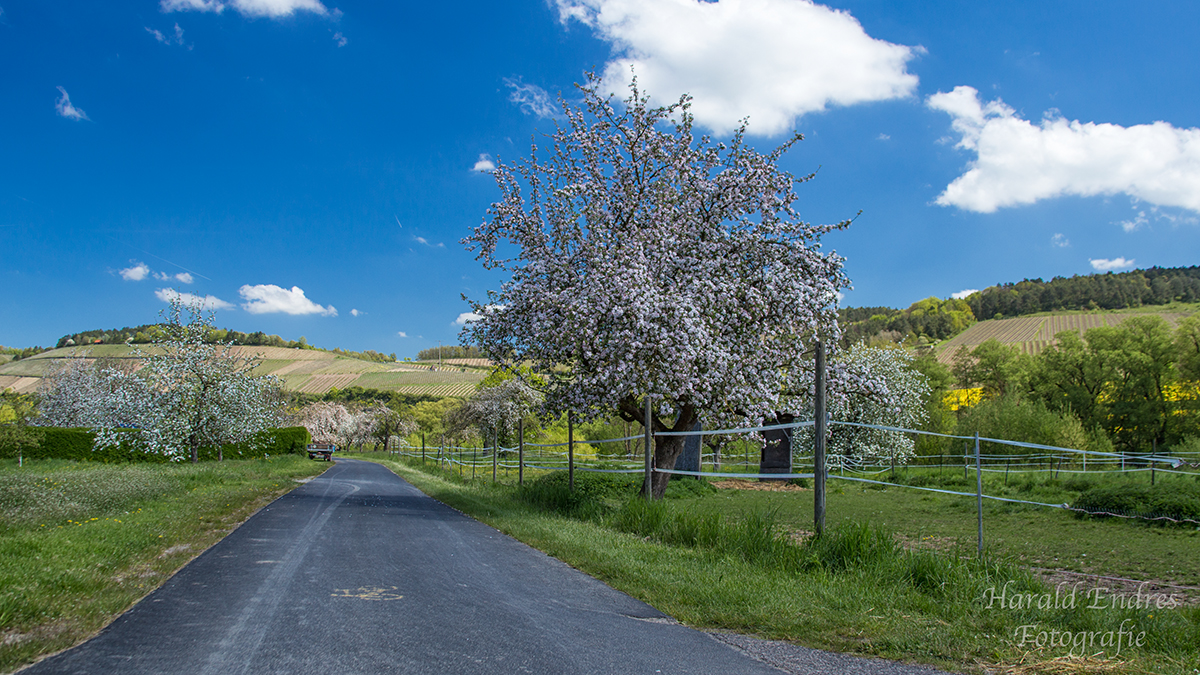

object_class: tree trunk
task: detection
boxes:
[648,434,685,498]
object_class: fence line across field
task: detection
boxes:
[389,411,1197,549]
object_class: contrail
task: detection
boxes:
[108,237,212,281]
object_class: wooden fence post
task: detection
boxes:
[814,340,827,536]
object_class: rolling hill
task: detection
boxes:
[931,306,1194,364]
[0,345,488,397]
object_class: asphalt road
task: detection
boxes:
[21,459,952,675]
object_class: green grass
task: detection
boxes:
[362,453,1200,674]
[0,456,329,673]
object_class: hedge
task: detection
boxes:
[0,426,311,463]
[1073,479,1200,524]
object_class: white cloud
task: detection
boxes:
[472,154,496,173]
[120,262,151,281]
[397,331,408,338]
[454,311,484,326]
[161,0,328,18]
[1089,257,1135,272]
[929,86,1200,214]
[155,287,235,310]
[55,87,89,121]
[1051,233,1070,248]
[876,133,890,141]
[504,77,559,119]
[332,31,347,47]
[350,308,363,317]
[238,284,337,316]
[175,272,194,284]
[951,289,978,300]
[553,0,919,136]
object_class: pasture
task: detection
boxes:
[364,452,1200,675]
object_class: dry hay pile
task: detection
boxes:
[711,478,806,493]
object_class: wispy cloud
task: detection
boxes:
[1089,257,1136,272]
[155,287,234,311]
[153,271,194,284]
[504,77,559,119]
[413,236,445,248]
[929,85,1200,214]
[1051,233,1070,248]
[120,262,151,281]
[146,23,186,46]
[397,331,408,338]
[472,154,496,173]
[951,289,978,300]
[350,309,363,317]
[553,0,919,136]
[239,284,337,316]
[161,0,329,18]
[332,31,347,47]
[55,87,89,121]
[876,133,891,141]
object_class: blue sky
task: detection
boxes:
[3,0,1198,356]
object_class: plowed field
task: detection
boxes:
[296,373,363,394]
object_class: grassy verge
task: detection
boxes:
[0,456,329,673]
[687,473,1200,589]
[364,453,1200,675]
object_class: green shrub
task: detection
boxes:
[802,520,897,572]
[957,395,1089,453]
[663,478,717,498]
[1074,480,1200,523]
[517,470,637,516]
[4,426,310,463]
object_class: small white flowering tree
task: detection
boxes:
[363,402,419,451]
[297,401,354,446]
[462,75,861,497]
[38,357,150,430]
[808,344,930,466]
[92,299,283,462]
[445,379,543,449]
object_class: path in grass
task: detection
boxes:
[20,459,955,675]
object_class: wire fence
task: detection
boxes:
[377,418,1200,532]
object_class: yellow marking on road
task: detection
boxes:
[330,586,404,600]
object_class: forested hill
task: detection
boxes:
[964,266,1200,320]
[838,265,1200,347]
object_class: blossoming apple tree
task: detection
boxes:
[462,75,868,497]
[90,299,283,462]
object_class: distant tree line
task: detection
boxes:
[839,297,976,347]
[962,266,1200,321]
[1,345,51,362]
[52,325,394,362]
[416,345,482,361]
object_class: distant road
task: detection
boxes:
[21,459,951,675]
